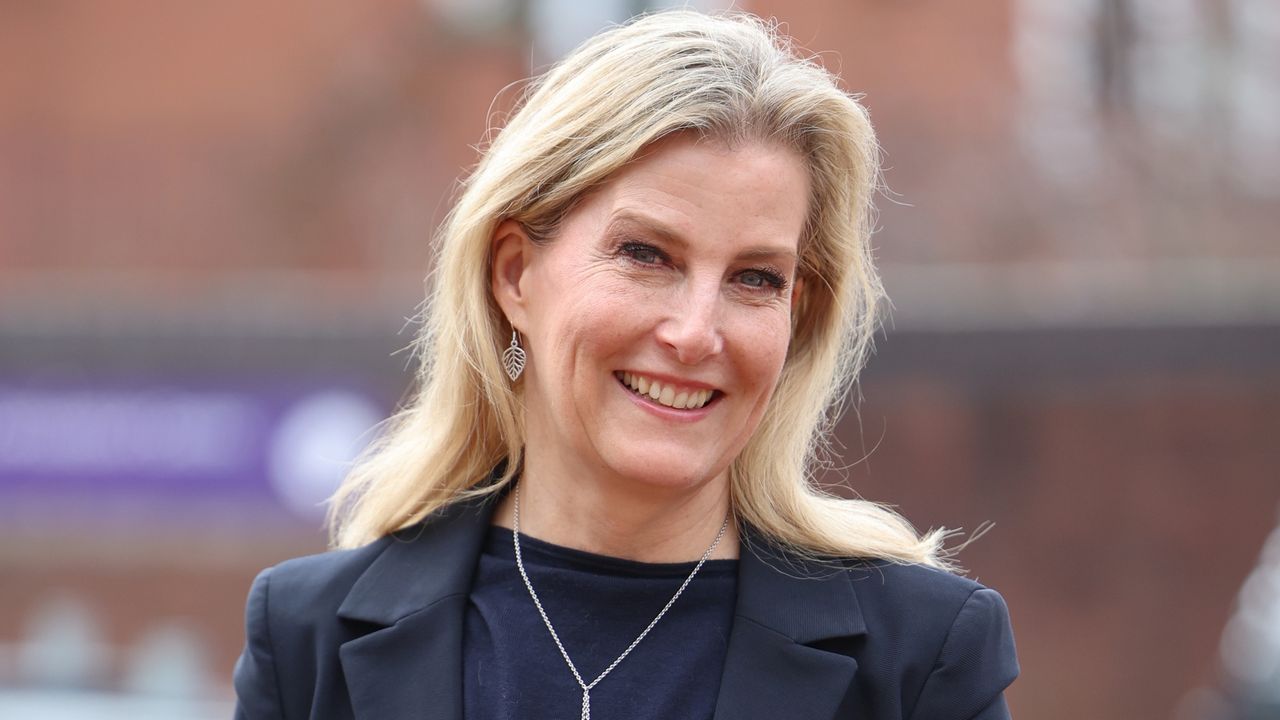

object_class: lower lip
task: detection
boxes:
[617,377,716,422]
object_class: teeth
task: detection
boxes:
[616,372,714,410]
[659,385,674,405]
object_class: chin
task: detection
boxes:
[599,446,727,494]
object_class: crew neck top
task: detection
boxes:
[463,525,739,720]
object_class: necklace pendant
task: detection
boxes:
[581,689,590,720]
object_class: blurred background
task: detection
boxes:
[1,0,1277,718]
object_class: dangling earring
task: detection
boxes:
[503,329,526,381]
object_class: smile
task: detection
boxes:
[615,371,718,410]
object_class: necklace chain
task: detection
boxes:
[512,483,730,720]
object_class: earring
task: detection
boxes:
[503,329,526,381]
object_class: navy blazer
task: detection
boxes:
[233,496,1019,719]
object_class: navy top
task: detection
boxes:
[234,496,1019,720]
[463,526,738,720]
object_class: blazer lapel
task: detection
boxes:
[713,533,867,720]
[336,498,493,720]
[329,491,866,720]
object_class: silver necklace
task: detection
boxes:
[512,483,730,720]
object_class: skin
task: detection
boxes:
[490,133,809,563]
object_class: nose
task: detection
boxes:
[654,281,724,365]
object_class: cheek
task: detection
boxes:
[539,279,641,381]
[735,311,793,389]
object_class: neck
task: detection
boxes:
[494,454,738,563]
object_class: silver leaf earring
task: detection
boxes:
[503,329,526,381]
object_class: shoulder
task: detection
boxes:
[847,559,994,627]
[735,533,1019,718]
[254,537,393,612]
[233,537,397,719]
[233,498,492,717]
[243,495,493,636]
[237,537,397,683]
[844,560,1015,667]
[247,536,395,627]
[844,560,1019,718]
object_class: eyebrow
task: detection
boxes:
[604,210,799,264]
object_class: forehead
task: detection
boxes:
[572,134,812,255]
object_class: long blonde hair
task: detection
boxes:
[327,10,953,568]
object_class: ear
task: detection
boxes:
[491,219,534,330]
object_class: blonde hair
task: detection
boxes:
[327,10,953,568]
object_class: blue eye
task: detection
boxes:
[739,269,787,291]
[621,242,664,265]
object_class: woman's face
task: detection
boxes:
[492,134,809,495]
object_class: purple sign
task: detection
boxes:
[0,376,390,521]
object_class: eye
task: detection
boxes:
[737,268,788,292]
[620,242,666,266]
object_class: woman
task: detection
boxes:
[234,10,1019,720]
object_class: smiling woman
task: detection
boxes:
[233,10,1019,720]
[488,136,808,545]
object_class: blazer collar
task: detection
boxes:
[734,531,868,642]
[337,498,491,625]
[712,532,867,720]
[336,498,492,720]
[335,496,867,720]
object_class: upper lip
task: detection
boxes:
[616,369,720,393]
